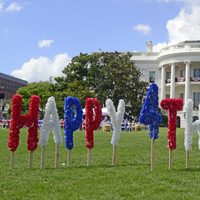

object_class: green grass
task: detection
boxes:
[0,128,200,199]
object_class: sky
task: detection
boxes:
[1,0,200,82]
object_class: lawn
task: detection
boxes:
[0,128,200,200]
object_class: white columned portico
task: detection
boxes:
[160,65,166,100]
[184,61,191,106]
[170,63,175,98]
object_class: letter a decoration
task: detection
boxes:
[39,96,63,169]
[139,83,162,171]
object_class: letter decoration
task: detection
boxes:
[106,99,125,165]
[64,96,83,166]
[139,83,162,171]
[85,98,102,166]
[8,94,40,169]
[160,98,183,170]
[39,96,63,169]
[184,99,200,169]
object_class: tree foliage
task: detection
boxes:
[53,52,148,117]
[16,81,52,117]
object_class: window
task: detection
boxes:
[0,93,5,99]
[149,71,155,83]
[194,69,200,77]
[180,70,185,77]
[166,72,171,79]
[193,92,200,108]
[166,94,170,99]
[180,93,184,100]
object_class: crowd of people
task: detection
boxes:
[0,115,146,131]
[81,116,145,131]
[0,119,11,128]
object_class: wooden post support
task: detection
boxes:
[10,151,15,169]
[55,144,60,168]
[112,145,117,166]
[169,149,172,170]
[67,150,72,167]
[41,146,45,169]
[151,139,155,171]
[186,151,189,169]
[87,149,92,166]
[29,151,34,170]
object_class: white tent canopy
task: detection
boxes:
[82,107,108,116]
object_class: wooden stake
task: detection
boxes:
[29,151,34,169]
[186,151,189,169]
[55,144,60,168]
[41,146,45,169]
[169,149,172,170]
[10,151,15,169]
[151,139,155,171]
[67,150,72,167]
[112,145,117,166]
[87,149,92,166]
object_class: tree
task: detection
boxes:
[16,81,52,117]
[52,81,94,117]
[54,52,148,117]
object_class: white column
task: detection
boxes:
[170,63,175,98]
[160,66,166,100]
[184,61,190,106]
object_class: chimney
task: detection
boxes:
[146,41,153,52]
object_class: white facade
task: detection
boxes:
[131,41,200,128]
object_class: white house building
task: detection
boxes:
[131,40,200,128]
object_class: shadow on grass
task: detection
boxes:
[174,167,200,172]
[34,162,150,171]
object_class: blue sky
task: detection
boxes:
[0,0,199,82]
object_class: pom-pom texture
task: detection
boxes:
[85,98,102,149]
[160,98,183,150]
[8,94,40,152]
[39,96,63,147]
[184,99,200,151]
[139,83,162,140]
[64,96,83,150]
[106,99,125,146]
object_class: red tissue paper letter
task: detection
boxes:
[85,98,102,149]
[160,98,183,150]
[8,94,40,152]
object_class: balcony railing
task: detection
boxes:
[158,42,200,58]
[165,77,200,83]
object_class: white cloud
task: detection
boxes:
[0,1,23,13]
[11,54,71,82]
[158,0,199,4]
[157,0,184,2]
[5,2,23,13]
[0,0,4,11]
[133,24,151,35]
[166,4,200,44]
[38,39,54,48]
[154,0,200,50]
[153,42,168,51]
